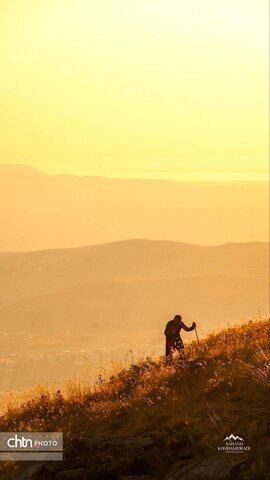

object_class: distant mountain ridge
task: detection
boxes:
[0,164,268,251]
[0,239,268,335]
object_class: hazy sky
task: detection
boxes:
[0,0,268,180]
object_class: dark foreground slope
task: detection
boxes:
[0,319,269,480]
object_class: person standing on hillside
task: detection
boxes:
[164,314,196,364]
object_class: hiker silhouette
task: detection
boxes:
[164,314,196,364]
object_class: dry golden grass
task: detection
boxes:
[0,318,269,478]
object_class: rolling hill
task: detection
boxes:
[0,240,268,335]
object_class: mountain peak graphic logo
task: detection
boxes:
[224,434,244,442]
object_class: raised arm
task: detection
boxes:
[180,321,196,332]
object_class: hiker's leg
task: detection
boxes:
[165,340,173,365]
[179,347,185,362]
[175,339,185,362]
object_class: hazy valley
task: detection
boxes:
[0,239,268,392]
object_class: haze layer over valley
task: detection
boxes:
[0,239,268,334]
[0,239,268,391]
[0,165,268,251]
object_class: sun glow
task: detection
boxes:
[0,0,268,179]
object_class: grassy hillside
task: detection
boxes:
[0,318,269,479]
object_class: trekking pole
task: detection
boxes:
[195,327,200,346]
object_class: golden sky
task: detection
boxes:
[0,0,268,180]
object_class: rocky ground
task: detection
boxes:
[16,425,267,480]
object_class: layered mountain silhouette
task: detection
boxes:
[0,239,268,335]
[0,165,268,251]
